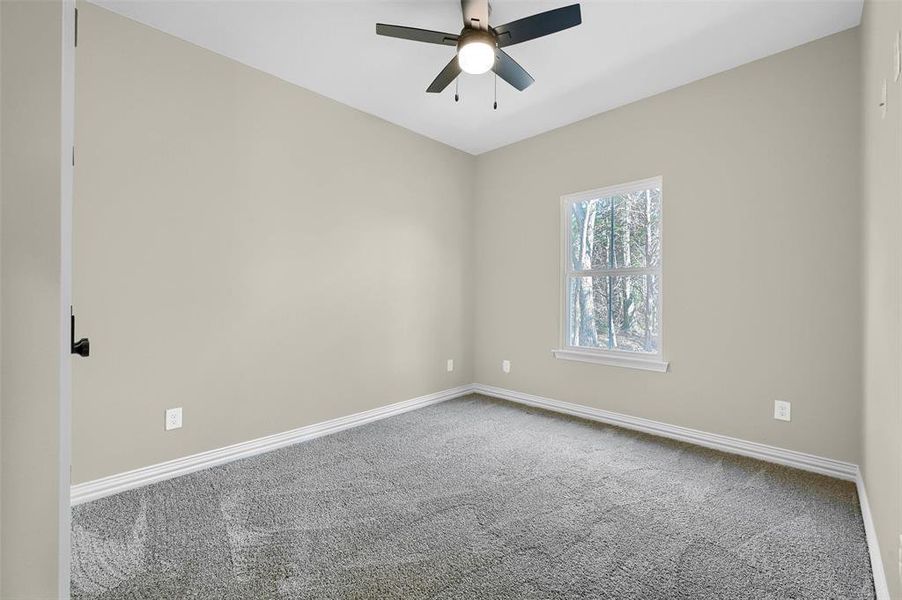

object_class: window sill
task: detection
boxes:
[552,348,669,373]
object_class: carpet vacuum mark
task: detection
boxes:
[71,394,875,599]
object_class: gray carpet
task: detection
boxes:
[71,394,875,599]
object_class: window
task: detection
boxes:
[554,177,667,372]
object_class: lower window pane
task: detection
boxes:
[611,274,659,353]
[568,274,659,354]
[568,276,609,347]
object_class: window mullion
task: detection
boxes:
[608,197,615,349]
[567,268,659,277]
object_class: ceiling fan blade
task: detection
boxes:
[426,56,462,93]
[376,24,459,46]
[493,4,582,48]
[461,0,489,30]
[493,49,534,91]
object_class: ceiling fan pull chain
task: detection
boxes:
[455,77,460,103]
[493,73,498,110]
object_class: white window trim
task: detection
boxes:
[551,348,669,372]
[553,176,669,373]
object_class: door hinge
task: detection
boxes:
[74,8,78,47]
[71,146,75,166]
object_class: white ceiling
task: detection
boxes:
[91,0,862,155]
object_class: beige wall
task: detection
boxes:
[72,4,475,484]
[1,0,66,596]
[76,6,865,479]
[473,29,863,463]
[861,0,902,597]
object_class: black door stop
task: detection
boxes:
[71,307,89,357]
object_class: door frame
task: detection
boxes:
[59,0,75,596]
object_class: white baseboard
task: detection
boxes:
[70,384,475,505]
[472,384,858,481]
[856,468,892,600]
[74,382,859,503]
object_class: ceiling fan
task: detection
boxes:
[376,1,582,94]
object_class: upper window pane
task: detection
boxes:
[569,197,612,271]
[614,189,661,268]
[568,186,661,271]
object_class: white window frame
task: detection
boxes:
[553,176,668,373]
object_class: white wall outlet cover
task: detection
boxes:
[502,359,511,373]
[446,359,454,372]
[773,400,791,422]
[165,407,183,431]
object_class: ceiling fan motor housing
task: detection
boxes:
[457,28,496,52]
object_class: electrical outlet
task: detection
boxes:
[446,359,454,372]
[165,407,182,431]
[502,359,511,373]
[774,400,791,422]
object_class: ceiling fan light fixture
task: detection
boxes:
[457,32,495,75]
